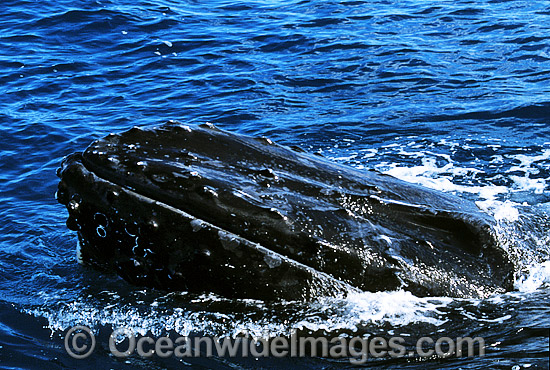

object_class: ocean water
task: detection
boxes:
[1,0,550,368]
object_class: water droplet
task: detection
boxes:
[108,157,120,165]
[218,231,240,249]
[256,136,274,145]
[76,239,83,264]
[151,174,169,183]
[201,186,218,198]
[264,253,282,268]
[68,200,79,211]
[190,219,204,232]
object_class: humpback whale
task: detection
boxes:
[56,122,514,300]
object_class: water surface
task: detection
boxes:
[1,0,549,368]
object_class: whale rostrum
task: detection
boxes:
[56,122,515,300]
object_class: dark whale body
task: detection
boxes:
[56,122,514,300]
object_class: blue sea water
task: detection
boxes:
[1,0,550,368]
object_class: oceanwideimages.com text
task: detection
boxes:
[64,325,486,364]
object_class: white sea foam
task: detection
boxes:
[321,290,451,328]
[509,175,547,194]
[476,200,520,222]
[506,149,550,174]
[515,261,550,293]
[329,140,550,227]
[29,290,453,338]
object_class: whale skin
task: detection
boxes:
[56,122,514,300]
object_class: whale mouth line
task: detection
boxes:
[56,122,516,301]
[80,156,340,279]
